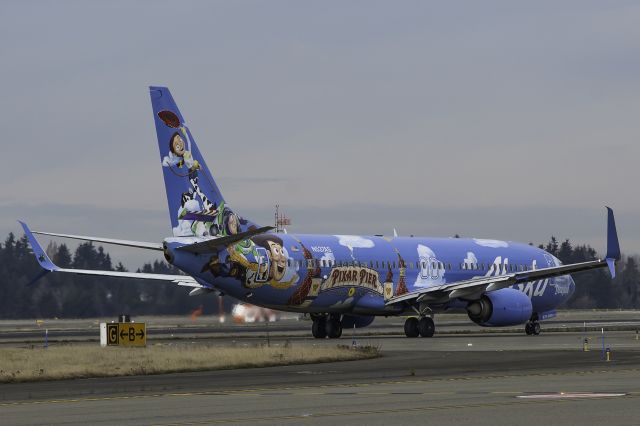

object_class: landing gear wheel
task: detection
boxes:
[404,317,419,337]
[525,322,534,335]
[326,319,343,339]
[532,322,541,336]
[418,317,435,338]
[312,318,327,338]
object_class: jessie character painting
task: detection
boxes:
[162,132,200,174]
[159,110,200,175]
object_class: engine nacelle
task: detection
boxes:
[341,314,375,329]
[466,288,532,327]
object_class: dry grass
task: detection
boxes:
[0,343,378,383]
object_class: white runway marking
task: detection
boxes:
[517,392,626,399]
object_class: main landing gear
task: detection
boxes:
[404,316,435,338]
[311,314,343,339]
[525,321,541,336]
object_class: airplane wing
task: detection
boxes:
[32,230,163,251]
[386,207,621,306]
[20,221,204,289]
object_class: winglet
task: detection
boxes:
[18,221,59,272]
[605,207,621,278]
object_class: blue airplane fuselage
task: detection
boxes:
[167,234,575,320]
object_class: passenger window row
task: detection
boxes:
[284,257,535,272]
[460,262,531,272]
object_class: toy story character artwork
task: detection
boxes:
[172,175,243,238]
[201,251,222,277]
[220,234,299,290]
[189,176,215,212]
[158,110,200,176]
[223,209,240,236]
[159,109,246,239]
[173,191,201,237]
[250,234,298,288]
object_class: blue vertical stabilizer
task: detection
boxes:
[149,86,256,237]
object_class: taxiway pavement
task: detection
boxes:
[1,330,640,425]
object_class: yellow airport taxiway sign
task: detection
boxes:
[106,322,146,347]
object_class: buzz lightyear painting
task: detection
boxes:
[172,176,240,237]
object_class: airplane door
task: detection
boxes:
[430,258,439,279]
[419,256,430,280]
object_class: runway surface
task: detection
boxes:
[2,329,640,425]
[2,310,640,344]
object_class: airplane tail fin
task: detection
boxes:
[605,206,621,278]
[149,87,257,237]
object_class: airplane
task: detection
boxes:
[19,86,621,339]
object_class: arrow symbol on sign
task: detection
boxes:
[120,329,128,339]
[137,329,145,338]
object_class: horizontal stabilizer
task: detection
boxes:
[177,226,275,254]
[19,221,205,288]
[32,231,163,251]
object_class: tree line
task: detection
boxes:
[0,233,226,319]
[539,237,639,309]
[0,232,638,318]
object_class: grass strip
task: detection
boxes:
[0,343,378,383]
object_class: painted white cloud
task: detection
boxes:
[414,244,446,288]
[320,252,335,263]
[464,251,478,264]
[335,235,375,249]
[473,239,509,248]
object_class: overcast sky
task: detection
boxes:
[2,1,639,268]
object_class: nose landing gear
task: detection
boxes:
[525,321,541,335]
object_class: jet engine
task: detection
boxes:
[466,288,532,327]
